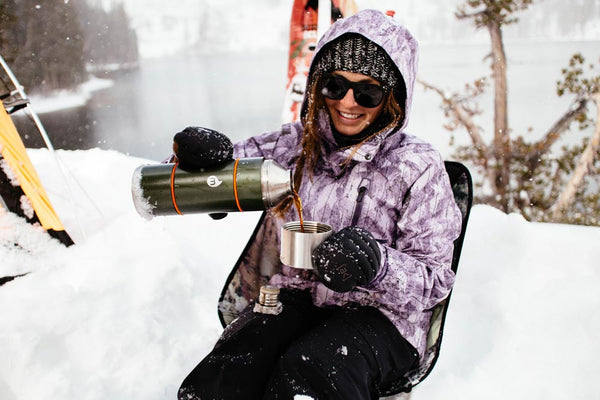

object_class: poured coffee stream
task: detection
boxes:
[292,191,305,233]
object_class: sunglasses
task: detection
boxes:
[321,74,386,108]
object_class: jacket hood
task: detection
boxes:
[303,9,419,132]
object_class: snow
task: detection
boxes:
[1,148,261,400]
[2,148,600,399]
[3,2,600,399]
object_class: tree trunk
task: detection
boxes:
[488,20,511,212]
[551,91,600,219]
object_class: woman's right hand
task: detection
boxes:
[172,126,233,170]
[312,226,381,293]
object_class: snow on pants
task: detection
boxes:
[177,289,418,400]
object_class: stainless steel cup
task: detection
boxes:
[280,221,333,269]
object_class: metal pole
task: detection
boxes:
[0,53,98,240]
[0,54,55,151]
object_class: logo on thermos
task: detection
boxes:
[206,175,223,187]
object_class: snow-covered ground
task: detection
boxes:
[3,2,600,399]
[28,77,113,115]
[1,148,599,399]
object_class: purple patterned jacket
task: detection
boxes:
[229,10,462,359]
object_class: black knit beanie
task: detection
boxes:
[313,33,399,91]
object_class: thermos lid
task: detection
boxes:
[261,159,294,208]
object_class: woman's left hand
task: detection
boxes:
[172,126,233,170]
[312,226,381,292]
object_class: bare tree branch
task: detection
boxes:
[525,91,589,172]
[419,79,491,160]
[455,9,485,20]
[551,91,600,218]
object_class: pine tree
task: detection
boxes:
[76,2,139,70]
[0,0,22,66]
[13,0,86,93]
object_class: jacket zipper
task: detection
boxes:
[351,178,370,226]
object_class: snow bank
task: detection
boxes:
[1,148,599,400]
[28,77,114,114]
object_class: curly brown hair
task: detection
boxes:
[273,72,405,215]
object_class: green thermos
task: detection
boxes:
[132,157,293,219]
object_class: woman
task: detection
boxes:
[174,9,462,400]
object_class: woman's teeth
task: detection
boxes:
[339,111,361,119]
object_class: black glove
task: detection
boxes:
[172,127,233,221]
[172,126,233,170]
[312,226,381,293]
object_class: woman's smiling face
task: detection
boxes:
[324,71,385,137]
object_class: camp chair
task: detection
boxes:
[217,161,473,398]
[380,161,473,398]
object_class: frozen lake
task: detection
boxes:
[16,40,600,161]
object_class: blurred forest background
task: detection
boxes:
[0,0,138,93]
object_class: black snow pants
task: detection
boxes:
[177,289,418,400]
